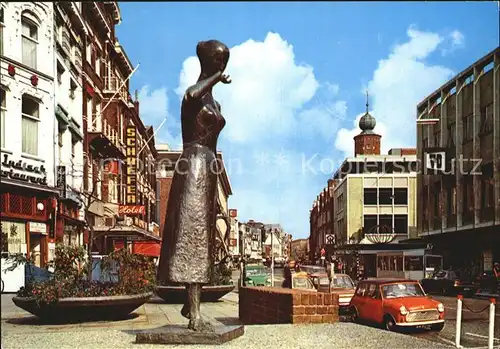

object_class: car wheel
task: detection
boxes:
[384,315,397,331]
[351,307,360,323]
[431,322,445,332]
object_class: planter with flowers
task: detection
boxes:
[11,245,154,322]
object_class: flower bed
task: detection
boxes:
[11,245,155,322]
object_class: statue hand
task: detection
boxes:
[220,74,232,84]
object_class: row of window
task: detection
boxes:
[423,104,494,148]
[363,214,408,234]
[363,187,408,205]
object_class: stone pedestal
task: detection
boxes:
[135,323,244,345]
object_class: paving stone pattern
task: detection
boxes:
[1,293,452,349]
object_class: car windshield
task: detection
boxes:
[331,275,355,288]
[382,283,425,298]
[293,277,315,290]
[246,267,266,276]
[432,271,447,278]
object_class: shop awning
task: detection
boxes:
[132,241,161,257]
[93,224,162,242]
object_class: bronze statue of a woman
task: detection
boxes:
[157,40,231,332]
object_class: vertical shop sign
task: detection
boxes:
[126,126,137,204]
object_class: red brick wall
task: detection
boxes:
[158,177,173,237]
[399,148,417,155]
[239,287,339,324]
[354,134,381,156]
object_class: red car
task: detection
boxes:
[350,279,445,331]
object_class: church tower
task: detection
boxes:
[354,91,381,156]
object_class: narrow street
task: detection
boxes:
[231,267,285,291]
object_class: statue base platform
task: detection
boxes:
[135,323,244,345]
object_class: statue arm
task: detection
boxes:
[184,71,222,101]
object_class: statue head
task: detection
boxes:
[196,40,230,77]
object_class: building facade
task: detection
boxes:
[416,47,500,273]
[310,101,423,278]
[80,2,160,256]
[309,179,335,261]
[52,2,87,260]
[239,220,264,261]
[1,2,57,268]
[290,238,309,262]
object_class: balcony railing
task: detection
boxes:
[88,114,125,154]
[103,77,129,103]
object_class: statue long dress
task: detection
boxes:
[157,39,230,332]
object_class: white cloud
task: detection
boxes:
[450,30,465,47]
[335,27,456,157]
[175,32,346,237]
[442,29,465,56]
[176,33,322,144]
[137,85,182,149]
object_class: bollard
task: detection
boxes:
[489,298,496,349]
[456,294,463,348]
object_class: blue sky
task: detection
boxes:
[117,2,499,239]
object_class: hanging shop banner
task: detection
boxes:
[56,166,66,197]
[126,126,137,204]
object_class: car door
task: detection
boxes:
[351,283,366,318]
[353,282,369,319]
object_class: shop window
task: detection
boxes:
[378,255,403,271]
[404,256,423,271]
[394,215,408,234]
[363,188,377,205]
[393,188,407,205]
[363,215,377,234]
[378,188,393,205]
[0,221,26,256]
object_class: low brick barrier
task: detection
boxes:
[239,286,339,324]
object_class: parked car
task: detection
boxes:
[289,271,316,291]
[243,265,271,286]
[330,274,357,311]
[350,279,445,332]
[420,270,478,296]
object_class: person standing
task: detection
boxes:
[493,262,500,294]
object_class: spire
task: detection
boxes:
[365,89,369,113]
[359,90,376,133]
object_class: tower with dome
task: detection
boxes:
[354,92,382,156]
